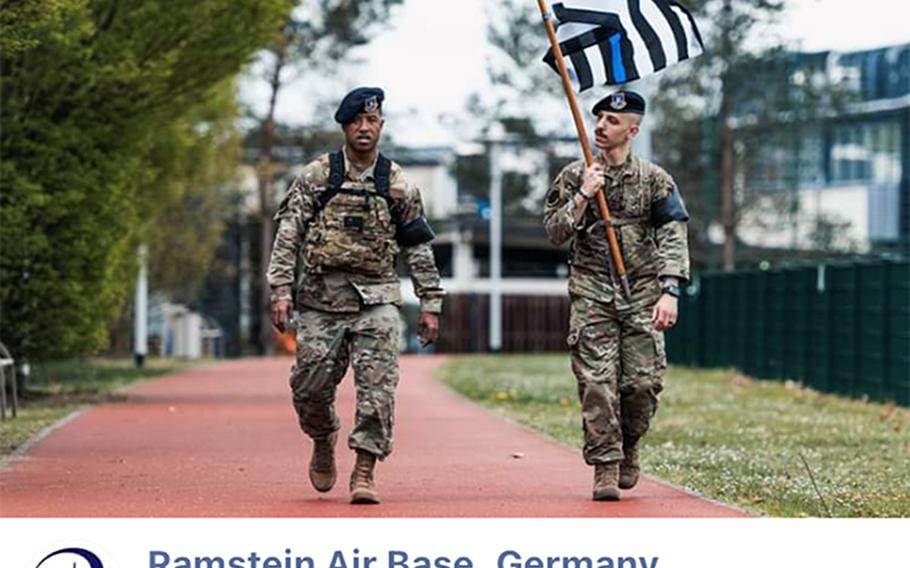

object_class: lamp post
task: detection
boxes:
[134,244,148,367]
[487,123,507,353]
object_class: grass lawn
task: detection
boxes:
[0,358,191,457]
[438,354,910,517]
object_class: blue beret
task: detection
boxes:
[334,87,384,124]
[592,90,646,115]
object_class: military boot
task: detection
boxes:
[592,462,621,501]
[308,432,337,492]
[350,451,380,504]
[619,444,640,490]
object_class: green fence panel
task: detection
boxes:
[717,273,737,368]
[666,290,689,365]
[827,263,860,397]
[694,279,707,366]
[672,260,906,405]
[857,261,888,401]
[744,271,767,378]
[887,261,910,405]
[784,267,814,381]
[702,276,721,367]
[806,265,832,392]
[664,316,683,363]
[731,272,750,369]
[666,280,703,367]
[764,270,787,380]
[685,283,703,366]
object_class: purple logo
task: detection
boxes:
[36,547,104,568]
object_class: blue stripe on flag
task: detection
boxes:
[609,33,626,83]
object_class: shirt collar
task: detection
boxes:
[601,151,638,181]
[342,146,378,181]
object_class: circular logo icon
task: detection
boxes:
[609,92,627,111]
[36,547,104,568]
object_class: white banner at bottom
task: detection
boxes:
[3,518,906,568]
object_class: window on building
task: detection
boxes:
[887,45,909,99]
[797,126,825,188]
[829,119,903,185]
[742,125,824,193]
[838,45,910,101]
[830,123,871,183]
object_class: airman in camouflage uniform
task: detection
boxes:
[543,91,690,501]
[267,87,444,504]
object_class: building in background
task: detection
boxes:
[148,296,224,359]
[736,42,909,256]
[201,113,669,354]
[204,41,910,356]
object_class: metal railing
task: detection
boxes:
[0,341,19,420]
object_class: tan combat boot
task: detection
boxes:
[592,462,621,501]
[309,432,337,492]
[619,444,640,490]
[350,451,380,504]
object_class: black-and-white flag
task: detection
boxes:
[543,0,704,91]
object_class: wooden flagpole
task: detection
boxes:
[536,0,632,298]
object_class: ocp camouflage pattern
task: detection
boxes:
[544,152,689,465]
[267,151,444,314]
[267,150,444,460]
[543,153,690,304]
[290,304,401,458]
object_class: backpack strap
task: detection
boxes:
[329,150,345,189]
[374,153,402,225]
[374,154,391,195]
[314,150,347,214]
[314,150,402,223]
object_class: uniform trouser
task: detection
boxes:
[568,291,667,465]
[289,304,401,459]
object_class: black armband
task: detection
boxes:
[396,215,436,247]
[651,189,690,227]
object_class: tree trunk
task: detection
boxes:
[720,108,735,271]
[258,175,274,355]
[719,0,736,271]
[257,47,286,355]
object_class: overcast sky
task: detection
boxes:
[240,0,909,146]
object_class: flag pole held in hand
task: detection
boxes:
[535,0,632,298]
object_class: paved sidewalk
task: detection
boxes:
[0,356,748,517]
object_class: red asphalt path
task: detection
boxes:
[0,356,747,517]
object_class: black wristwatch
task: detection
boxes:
[660,284,680,298]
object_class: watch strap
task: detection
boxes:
[661,285,680,298]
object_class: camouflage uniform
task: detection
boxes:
[543,152,689,465]
[267,149,444,459]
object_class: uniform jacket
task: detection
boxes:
[267,149,444,314]
[543,152,689,304]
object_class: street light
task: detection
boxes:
[486,122,507,353]
[134,244,148,367]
